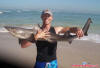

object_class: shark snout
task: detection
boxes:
[4,26,11,31]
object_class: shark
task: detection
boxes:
[4,18,92,44]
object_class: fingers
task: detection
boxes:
[80,29,84,37]
[38,31,51,39]
[43,32,51,38]
[42,34,51,40]
[76,29,84,38]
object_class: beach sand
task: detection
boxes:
[0,33,100,68]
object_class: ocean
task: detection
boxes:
[0,9,100,43]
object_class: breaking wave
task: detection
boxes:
[78,33,100,43]
[0,11,3,14]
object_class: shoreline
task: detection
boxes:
[0,33,100,68]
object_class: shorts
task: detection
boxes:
[34,59,58,68]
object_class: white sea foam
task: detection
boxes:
[0,28,8,33]
[77,33,100,43]
[16,10,22,13]
[0,11,3,14]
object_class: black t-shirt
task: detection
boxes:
[35,27,57,62]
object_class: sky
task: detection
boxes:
[0,0,100,14]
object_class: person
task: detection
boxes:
[19,9,83,68]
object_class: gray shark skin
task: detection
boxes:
[82,18,92,36]
[4,18,92,43]
[4,24,40,39]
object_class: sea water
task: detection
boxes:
[0,9,100,43]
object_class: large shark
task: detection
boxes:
[4,18,92,43]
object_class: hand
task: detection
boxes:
[34,30,51,40]
[70,27,84,38]
[76,28,84,38]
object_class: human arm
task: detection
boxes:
[19,34,36,48]
[54,26,83,38]
[19,39,33,48]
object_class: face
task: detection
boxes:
[41,13,53,25]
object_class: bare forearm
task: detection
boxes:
[59,27,78,33]
[19,39,32,48]
[58,27,70,33]
[69,27,79,33]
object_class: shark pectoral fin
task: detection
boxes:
[26,34,36,43]
[68,40,72,44]
[18,38,25,44]
[64,31,70,37]
[18,38,21,44]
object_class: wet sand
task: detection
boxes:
[0,33,100,68]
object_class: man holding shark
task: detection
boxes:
[19,9,83,68]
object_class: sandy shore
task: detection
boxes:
[0,33,100,68]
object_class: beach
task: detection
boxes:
[0,32,100,68]
[0,0,100,68]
